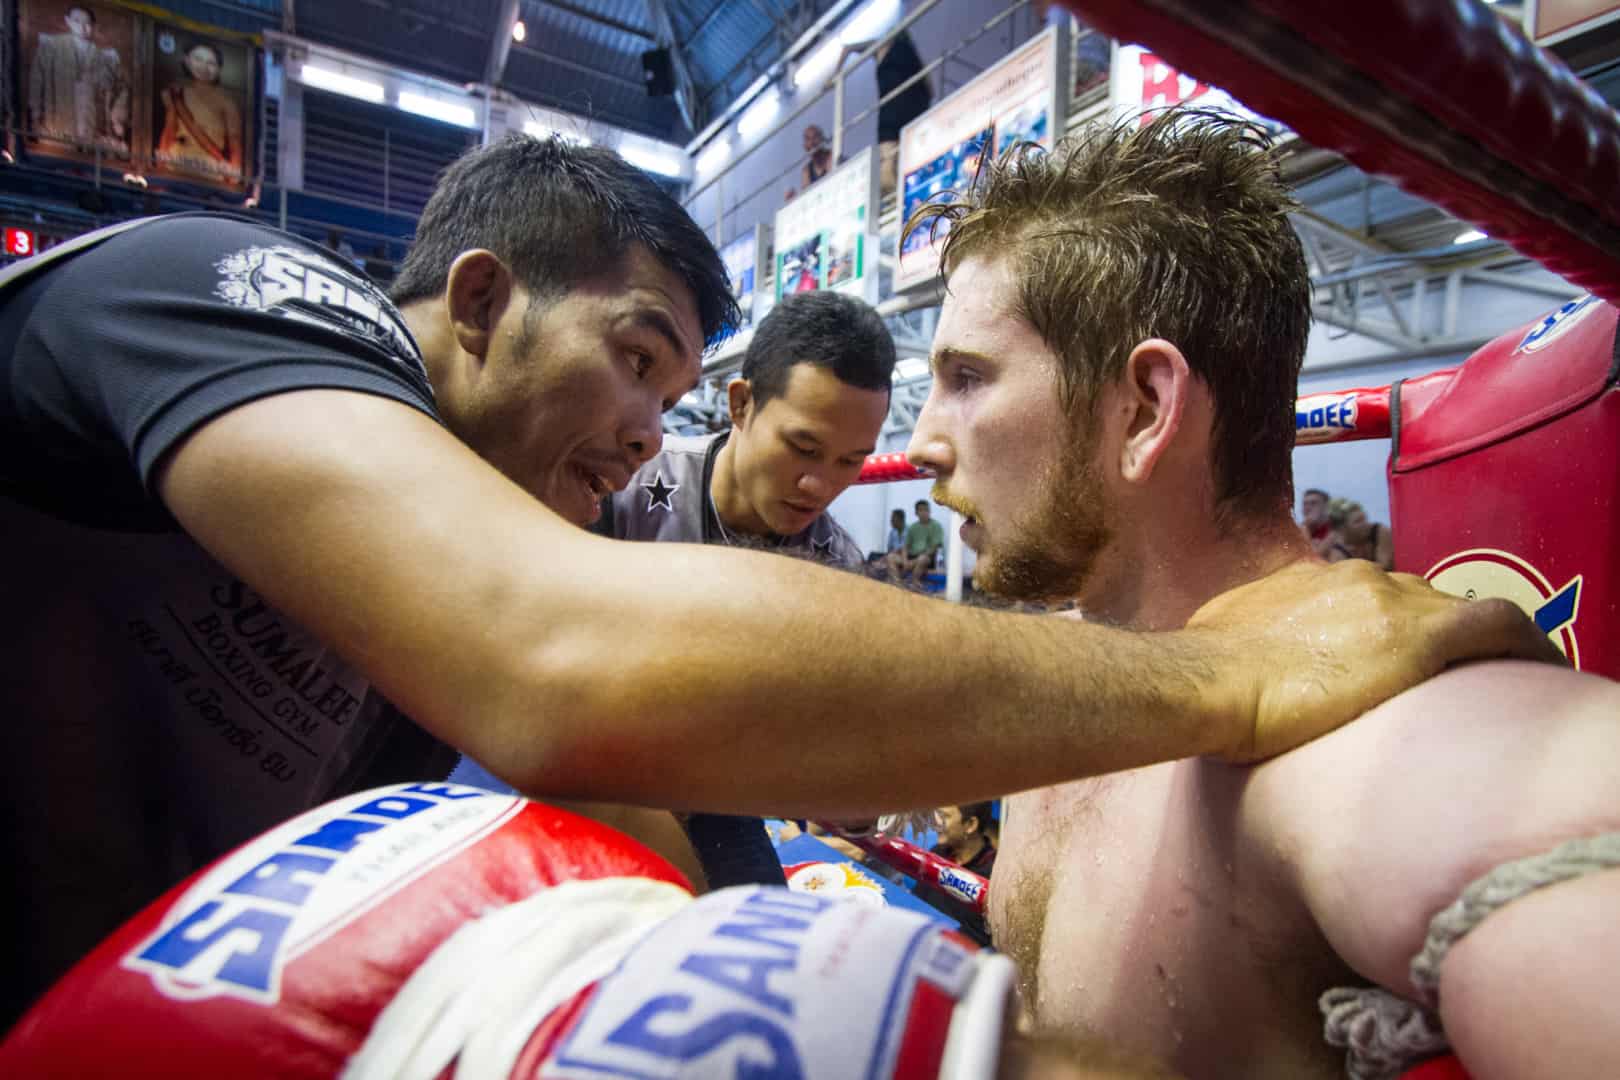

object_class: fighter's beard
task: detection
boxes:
[958,448,1113,606]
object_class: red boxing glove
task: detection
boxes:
[2,783,690,1077]
[4,784,1016,1079]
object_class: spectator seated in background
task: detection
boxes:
[1298,485,1334,556]
[869,506,907,566]
[885,497,944,584]
[932,801,998,879]
[915,801,998,944]
[1325,496,1394,570]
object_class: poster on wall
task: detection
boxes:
[894,26,1067,293]
[1108,45,1287,139]
[18,0,258,191]
[720,223,771,329]
[772,145,879,303]
[149,21,254,188]
[1529,0,1620,44]
[20,0,137,164]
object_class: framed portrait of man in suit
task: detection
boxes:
[20,0,135,163]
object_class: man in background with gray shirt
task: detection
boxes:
[601,290,890,568]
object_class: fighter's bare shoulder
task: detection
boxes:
[1238,659,1620,994]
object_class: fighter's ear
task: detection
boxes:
[727,377,753,427]
[444,250,515,362]
[1116,338,1191,486]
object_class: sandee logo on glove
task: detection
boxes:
[548,886,980,1080]
[123,782,522,1004]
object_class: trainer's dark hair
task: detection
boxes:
[741,291,894,409]
[391,135,737,346]
[1303,487,1329,500]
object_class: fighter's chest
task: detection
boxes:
[996,773,1204,978]
[994,767,1285,1026]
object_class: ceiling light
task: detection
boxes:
[300,63,385,103]
[738,90,781,140]
[696,139,731,174]
[1452,228,1487,245]
[619,144,684,177]
[511,19,527,42]
[794,40,842,89]
[398,91,478,128]
[842,0,901,45]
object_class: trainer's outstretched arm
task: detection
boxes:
[156,391,1558,816]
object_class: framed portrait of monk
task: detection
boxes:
[148,20,254,190]
[19,0,136,164]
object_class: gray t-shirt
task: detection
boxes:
[601,431,865,569]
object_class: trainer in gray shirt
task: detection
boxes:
[602,431,865,568]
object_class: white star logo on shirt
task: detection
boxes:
[641,471,680,512]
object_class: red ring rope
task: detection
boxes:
[1062,0,1620,303]
[815,824,992,917]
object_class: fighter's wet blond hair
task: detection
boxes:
[911,107,1312,523]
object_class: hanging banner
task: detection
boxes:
[895,26,1067,293]
[1108,44,1286,138]
[772,145,879,304]
[720,222,771,329]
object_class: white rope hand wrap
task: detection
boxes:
[1322,831,1620,1079]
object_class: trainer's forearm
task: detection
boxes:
[158,394,1243,817]
[499,533,1240,815]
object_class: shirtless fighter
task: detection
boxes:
[906,110,1620,1079]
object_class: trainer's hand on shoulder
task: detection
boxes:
[1187,559,1563,763]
